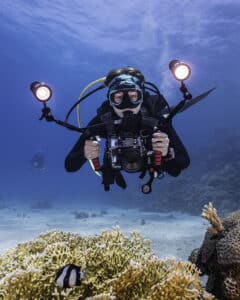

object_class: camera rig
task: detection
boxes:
[30,61,215,193]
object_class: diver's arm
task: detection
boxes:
[64,115,102,172]
[161,124,190,176]
[147,94,190,176]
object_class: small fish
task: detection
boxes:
[55,264,85,288]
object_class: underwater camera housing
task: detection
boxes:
[106,134,149,172]
[104,111,153,173]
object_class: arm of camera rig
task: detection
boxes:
[38,102,108,171]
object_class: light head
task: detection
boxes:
[30,81,52,102]
[169,60,191,81]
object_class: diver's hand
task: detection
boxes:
[84,140,100,160]
[152,131,169,157]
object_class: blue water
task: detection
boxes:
[0,1,239,219]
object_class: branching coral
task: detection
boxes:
[202,202,224,235]
[190,204,240,300]
[0,228,213,300]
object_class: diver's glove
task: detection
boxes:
[151,131,170,157]
[55,264,85,288]
[84,139,100,160]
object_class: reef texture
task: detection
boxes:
[0,228,214,299]
[138,160,240,216]
[132,129,240,216]
[189,203,240,300]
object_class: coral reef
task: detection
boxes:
[72,209,109,220]
[126,129,240,216]
[73,211,90,220]
[189,203,240,300]
[100,209,108,216]
[139,158,240,216]
[0,228,213,299]
[201,202,224,235]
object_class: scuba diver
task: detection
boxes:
[31,63,215,194]
[64,67,190,193]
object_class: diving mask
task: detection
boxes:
[109,88,143,109]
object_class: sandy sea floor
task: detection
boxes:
[0,203,207,261]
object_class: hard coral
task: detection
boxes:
[0,228,213,299]
[189,204,240,300]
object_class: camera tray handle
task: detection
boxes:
[89,136,101,171]
[153,126,162,167]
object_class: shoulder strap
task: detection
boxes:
[97,104,115,136]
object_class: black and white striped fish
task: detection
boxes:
[55,264,85,288]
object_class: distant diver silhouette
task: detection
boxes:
[31,152,46,170]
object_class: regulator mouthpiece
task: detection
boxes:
[169,60,191,81]
[30,81,52,102]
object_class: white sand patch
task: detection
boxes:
[0,205,207,260]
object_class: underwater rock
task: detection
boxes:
[100,209,108,216]
[189,203,240,300]
[73,211,89,220]
[0,228,214,299]
[16,212,27,218]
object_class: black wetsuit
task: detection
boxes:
[65,93,190,177]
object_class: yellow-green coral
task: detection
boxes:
[0,228,213,300]
[201,202,224,234]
